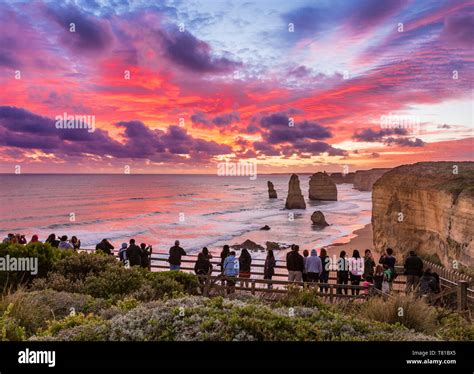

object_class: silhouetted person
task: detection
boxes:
[28,234,40,244]
[202,247,213,260]
[58,235,74,250]
[140,243,152,269]
[239,248,252,288]
[349,249,364,295]
[126,239,142,267]
[96,238,114,255]
[264,249,276,289]
[220,245,230,274]
[118,242,128,264]
[305,249,322,282]
[46,233,59,248]
[336,250,349,295]
[71,236,81,250]
[404,250,423,293]
[286,244,304,282]
[168,240,186,270]
[223,251,239,294]
[194,252,212,276]
[302,249,309,282]
[319,248,330,292]
[363,249,376,279]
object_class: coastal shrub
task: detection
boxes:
[435,310,474,341]
[148,271,200,295]
[276,285,326,309]
[0,303,26,341]
[0,242,74,291]
[0,289,109,336]
[360,294,437,333]
[52,252,119,281]
[35,313,109,341]
[30,272,85,294]
[83,266,146,299]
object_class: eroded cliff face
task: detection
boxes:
[353,168,390,191]
[372,162,474,268]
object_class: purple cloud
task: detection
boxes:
[160,28,241,73]
[0,107,232,162]
[45,3,113,53]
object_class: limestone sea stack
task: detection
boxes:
[267,181,277,198]
[285,174,306,209]
[311,211,329,227]
[329,172,355,184]
[308,172,337,201]
[353,168,390,191]
[372,162,474,268]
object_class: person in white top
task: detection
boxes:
[349,249,364,295]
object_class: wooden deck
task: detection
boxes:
[79,248,472,309]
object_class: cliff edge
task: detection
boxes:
[372,162,474,268]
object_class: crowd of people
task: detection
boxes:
[3,233,442,298]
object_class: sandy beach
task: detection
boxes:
[327,223,374,257]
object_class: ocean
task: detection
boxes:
[0,174,371,260]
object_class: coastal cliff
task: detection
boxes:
[372,162,474,268]
[353,168,390,191]
[308,172,337,201]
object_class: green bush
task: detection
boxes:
[40,296,432,342]
[36,313,109,341]
[52,252,118,281]
[0,289,109,336]
[435,311,474,341]
[0,303,26,341]
[148,271,200,295]
[83,266,146,299]
[0,242,74,291]
[276,285,326,309]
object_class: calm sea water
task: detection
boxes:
[0,174,371,260]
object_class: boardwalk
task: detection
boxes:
[80,248,473,309]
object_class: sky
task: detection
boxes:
[0,0,473,174]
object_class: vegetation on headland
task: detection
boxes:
[0,242,472,341]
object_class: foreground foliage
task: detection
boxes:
[0,250,471,341]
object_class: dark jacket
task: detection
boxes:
[239,253,252,272]
[140,247,151,269]
[418,275,436,295]
[126,244,142,266]
[319,255,329,276]
[169,245,186,265]
[363,257,376,277]
[404,255,423,276]
[264,256,276,278]
[337,258,349,280]
[379,255,396,269]
[194,258,212,275]
[286,251,304,272]
[96,241,114,255]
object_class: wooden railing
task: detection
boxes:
[79,248,472,309]
[196,274,371,302]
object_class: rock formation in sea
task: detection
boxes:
[265,241,291,251]
[260,225,271,231]
[267,181,277,198]
[285,174,306,209]
[329,172,355,184]
[308,172,337,201]
[353,168,390,191]
[372,162,474,268]
[231,239,264,252]
[311,211,329,227]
